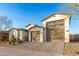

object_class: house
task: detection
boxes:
[42,13,71,43]
[9,13,72,43]
[9,28,28,42]
[25,24,44,42]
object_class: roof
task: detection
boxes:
[9,28,28,32]
[25,23,44,30]
[9,28,19,31]
[20,28,28,31]
[0,31,9,33]
[25,23,32,27]
[42,13,72,22]
[25,23,40,27]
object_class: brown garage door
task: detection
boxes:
[31,31,40,42]
[46,19,65,41]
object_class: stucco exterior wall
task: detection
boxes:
[64,16,70,43]
[9,29,28,42]
[9,29,19,41]
[19,30,28,41]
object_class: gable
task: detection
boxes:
[25,24,41,30]
[42,14,71,24]
[25,24,35,30]
[29,26,40,30]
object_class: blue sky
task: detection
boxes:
[0,3,79,34]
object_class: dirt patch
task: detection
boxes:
[63,42,79,56]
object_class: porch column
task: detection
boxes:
[29,31,31,42]
[45,23,47,42]
[40,29,43,42]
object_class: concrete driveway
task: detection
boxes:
[0,41,64,56]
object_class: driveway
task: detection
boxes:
[0,41,64,56]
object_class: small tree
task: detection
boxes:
[61,3,79,16]
[68,4,79,12]
[0,16,12,42]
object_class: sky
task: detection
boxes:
[0,3,79,34]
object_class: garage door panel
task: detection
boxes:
[31,31,40,42]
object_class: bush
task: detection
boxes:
[18,40,23,43]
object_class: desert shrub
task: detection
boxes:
[18,40,23,43]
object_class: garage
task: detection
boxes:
[31,31,40,42]
[25,24,44,42]
[46,19,65,41]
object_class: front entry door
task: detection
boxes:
[31,31,40,42]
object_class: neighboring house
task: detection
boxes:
[9,28,28,42]
[25,24,44,42]
[0,31,9,41]
[42,13,71,43]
